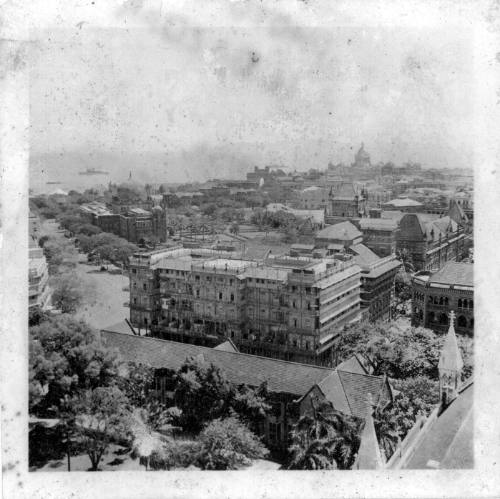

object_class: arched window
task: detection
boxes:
[428,312,435,323]
[428,296,433,304]
[458,315,467,328]
[439,313,448,325]
[444,297,449,306]
[469,299,473,309]
[433,296,439,305]
[458,299,462,308]
[439,297,444,306]
[463,299,468,309]
[470,318,474,328]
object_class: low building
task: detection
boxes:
[100,327,392,451]
[29,237,51,310]
[357,218,400,257]
[411,262,473,335]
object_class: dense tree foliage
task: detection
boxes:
[288,401,361,470]
[29,315,121,415]
[50,272,86,313]
[171,356,270,434]
[74,386,131,471]
[197,416,268,470]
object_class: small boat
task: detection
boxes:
[79,167,109,175]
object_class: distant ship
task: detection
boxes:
[79,167,109,176]
[46,181,62,185]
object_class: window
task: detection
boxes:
[143,283,147,291]
[294,319,297,327]
[293,339,297,348]
[133,298,137,304]
[230,330,235,338]
[292,301,296,308]
[307,302,311,310]
[457,315,467,328]
[196,289,200,297]
[195,275,200,281]
[230,293,234,302]
[219,292,223,300]
[305,341,310,350]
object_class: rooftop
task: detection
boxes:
[101,328,389,418]
[384,197,423,207]
[316,221,363,241]
[428,262,473,287]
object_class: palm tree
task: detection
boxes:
[287,400,361,470]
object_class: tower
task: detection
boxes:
[438,311,463,408]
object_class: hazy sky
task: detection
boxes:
[30,16,475,172]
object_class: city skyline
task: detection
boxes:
[30,24,474,183]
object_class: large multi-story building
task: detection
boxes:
[29,237,51,310]
[411,262,473,335]
[128,247,363,366]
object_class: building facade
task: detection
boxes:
[29,238,51,310]
[396,214,466,271]
[80,202,167,244]
[411,262,473,335]
[128,247,363,366]
[357,218,400,257]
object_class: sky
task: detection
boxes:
[29,4,475,180]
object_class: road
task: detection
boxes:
[41,220,130,329]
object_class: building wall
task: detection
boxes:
[359,228,398,257]
[412,279,474,335]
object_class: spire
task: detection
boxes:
[438,311,463,372]
[353,395,384,470]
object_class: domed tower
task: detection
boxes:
[438,311,463,408]
[354,142,371,169]
[152,204,167,242]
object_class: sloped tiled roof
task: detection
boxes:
[337,371,387,418]
[317,372,351,414]
[429,262,473,287]
[316,221,362,241]
[101,329,334,396]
